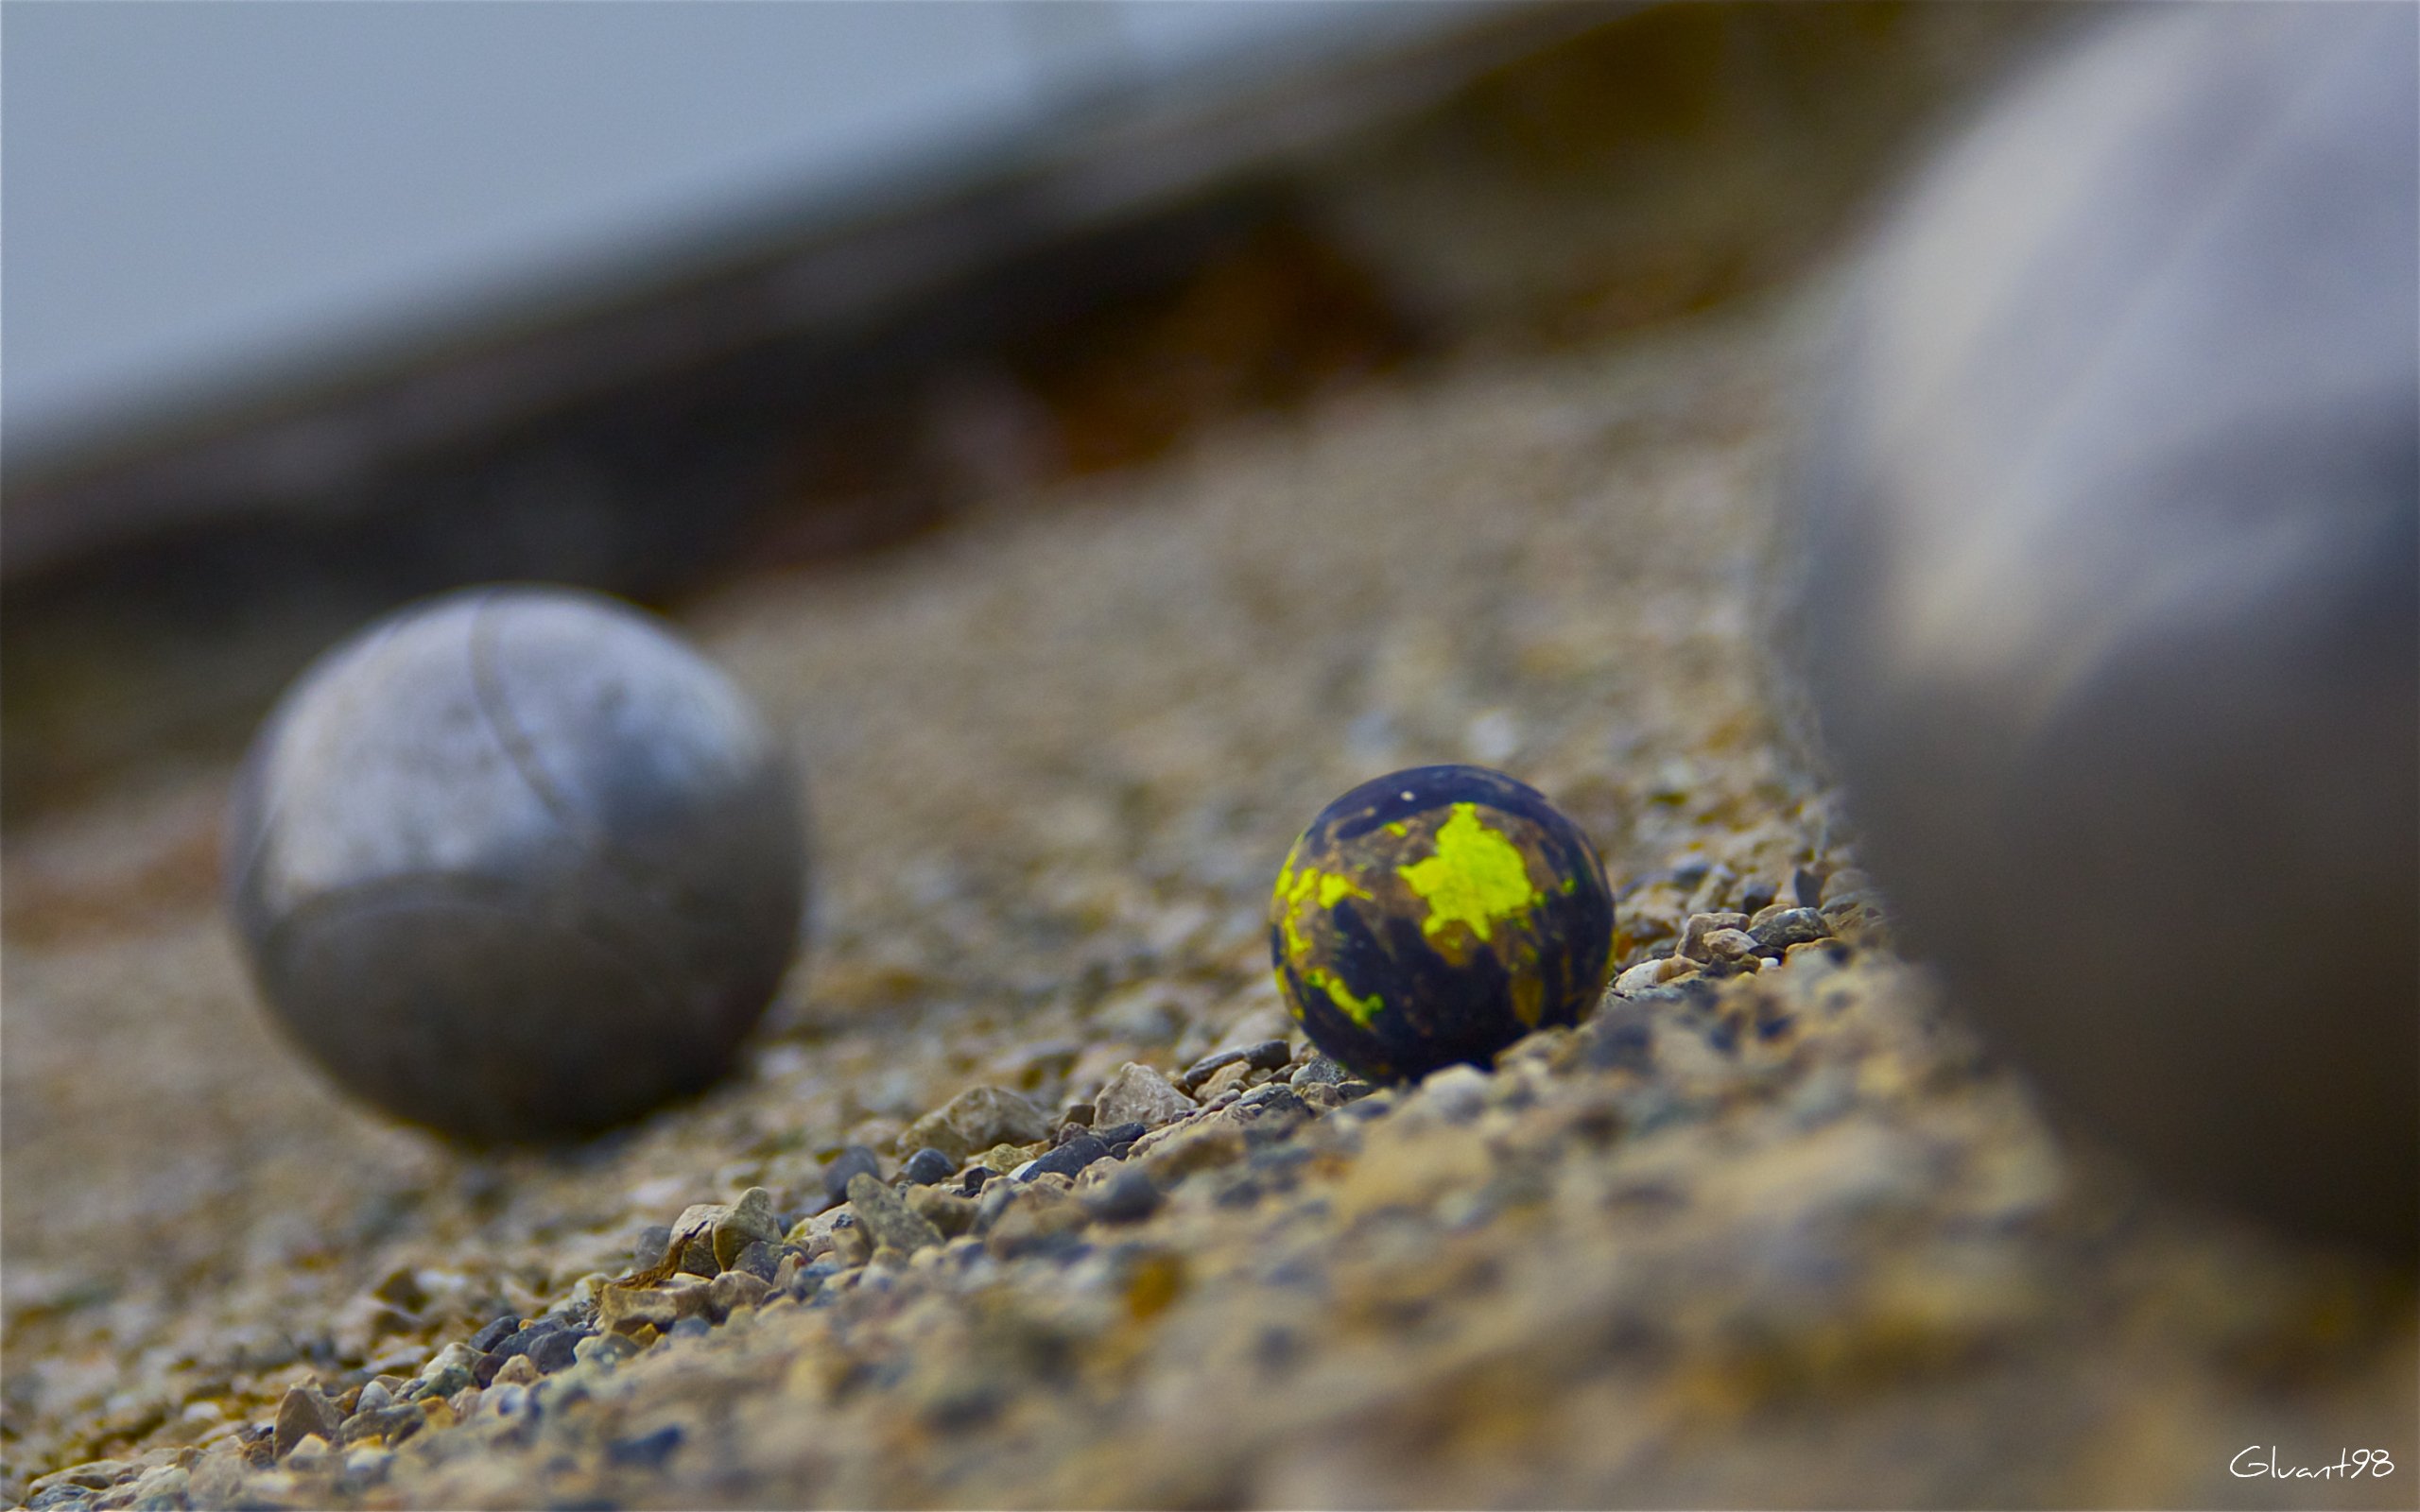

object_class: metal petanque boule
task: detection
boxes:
[1792,6,2417,1254]
[224,584,809,1143]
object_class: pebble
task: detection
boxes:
[846,1172,946,1256]
[492,1354,540,1387]
[1193,1061,1257,1102]
[907,1186,978,1239]
[271,1385,340,1458]
[1092,1062,1198,1129]
[712,1188,783,1270]
[901,1086,1053,1163]
[468,1314,521,1353]
[526,1330,583,1374]
[126,1465,187,1510]
[608,1424,686,1469]
[1082,1165,1163,1224]
[492,1316,563,1361]
[1612,956,1695,996]
[707,1269,772,1316]
[632,1224,674,1269]
[1697,928,1762,967]
[900,1147,956,1185]
[1417,1064,1491,1124]
[730,1239,780,1281]
[1748,906,1831,954]
[1678,912,1752,961]
[669,1204,727,1275]
[284,1434,334,1471]
[354,1380,393,1417]
[341,1447,393,1482]
[1176,1040,1291,1094]
[1022,1132,1112,1181]
[821,1146,883,1204]
[575,1332,641,1367]
[407,1343,481,1402]
[1289,1056,1348,1089]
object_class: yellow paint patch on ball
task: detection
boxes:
[1397,803,1542,947]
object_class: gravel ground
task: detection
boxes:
[5,294,2412,1509]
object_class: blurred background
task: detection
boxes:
[1,0,2059,822]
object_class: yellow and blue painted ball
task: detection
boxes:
[1270,765,1616,1082]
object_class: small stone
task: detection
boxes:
[526,1330,583,1374]
[273,1384,341,1458]
[1698,927,1762,965]
[846,1172,945,1255]
[900,1086,1053,1163]
[493,1354,539,1387]
[1418,1064,1490,1123]
[632,1224,674,1270]
[900,1147,955,1185]
[708,1269,772,1317]
[1612,956,1697,996]
[1060,1100,1097,1126]
[354,1380,393,1417]
[730,1239,779,1281]
[1093,1120,1147,1150]
[408,1343,481,1401]
[1737,878,1779,915]
[906,1185,977,1238]
[1083,1164,1162,1223]
[467,1314,520,1353]
[1176,1040,1290,1093]
[821,1146,883,1203]
[574,1332,640,1367]
[1583,1006,1656,1073]
[1678,912,1753,961]
[1683,862,1737,915]
[1193,1060,1256,1102]
[341,1403,425,1447]
[1748,906,1833,954]
[30,1461,130,1497]
[1288,1056,1348,1089]
[1093,1062,1197,1129]
[1023,1132,1112,1180]
[712,1188,783,1271]
[827,1214,873,1268]
[126,1465,187,1510]
[1136,1114,1247,1179]
[340,1447,393,1482]
[285,1434,334,1471]
[669,1204,726,1275]
[608,1424,685,1469]
[188,1454,243,1505]
[670,1315,713,1340]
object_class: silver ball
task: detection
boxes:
[225,585,808,1143]
[1795,7,2416,1252]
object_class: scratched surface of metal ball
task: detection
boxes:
[1270,765,1615,1083]
[225,585,808,1143]
[1793,7,2417,1253]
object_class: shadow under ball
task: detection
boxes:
[226,585,809,1143]
[1793,7,2417,1254]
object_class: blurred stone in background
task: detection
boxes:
[1794,4,2417,1255]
